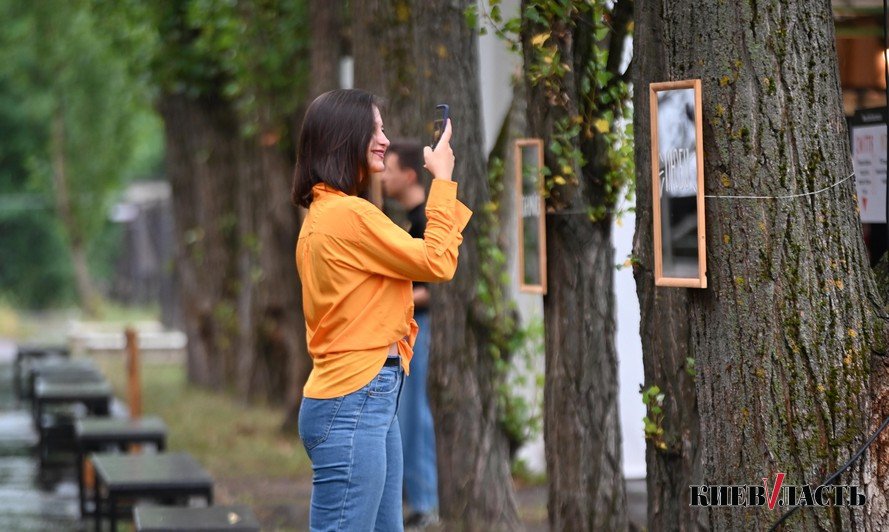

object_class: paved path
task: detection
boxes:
[0,343,82,531]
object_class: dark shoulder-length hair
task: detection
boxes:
[291,89,381,208]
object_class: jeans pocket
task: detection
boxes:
[369,366,401,396]
[298,396,345,451]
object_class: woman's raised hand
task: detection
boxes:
[423,119,455,182]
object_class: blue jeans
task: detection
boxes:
[397,311,438,514]
[299,363,405,531]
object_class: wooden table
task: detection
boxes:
[13,345,69,399]
[75,416,168,517]
[134,504,260,531]
[92,452,214,532]
[33,379,112,466]
[26,358,104,403]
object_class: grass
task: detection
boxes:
[93,356,311,482]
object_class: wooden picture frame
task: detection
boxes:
[515,138,547,294]
[649,79,707,288]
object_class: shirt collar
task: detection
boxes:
[312,183,349,201]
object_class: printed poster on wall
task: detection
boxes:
[850,108,887,224]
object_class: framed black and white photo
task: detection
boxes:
[515,138,547,294]
[649,79,708,288]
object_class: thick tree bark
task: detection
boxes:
[308,0,343,100]
[351,0,422,139]
[234,128,306,404]
[159,93,242,389]
[50,106,101,317]
[160,91,305,404]
[868,254,889,527]
[521,2,630,530]
[640,1,886,529]
[416,2,521,529]
[632,3,704,531]
[354,2,521,529]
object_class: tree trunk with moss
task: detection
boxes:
[638,1,887,529]
[867,253,889,527]
[631,2,704,531]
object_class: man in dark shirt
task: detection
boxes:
[380,140,439,528]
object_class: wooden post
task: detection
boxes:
[125,328,142,419]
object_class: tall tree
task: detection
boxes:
[631,2,703,531]
[419,2,521,527]
[636,1,887,529]
[102,0,310,403]
[355,1,522,528]
[520,1,633,529]
[0,0,147,314]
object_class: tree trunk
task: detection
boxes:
[308,0,344,99]
[234,124,307,405]
[631,2,704,531]
[353,2,521,529]
[640,1,885,529]
[352,0,422,139]
[521,2,631,530]
[868,254,889,527]
[50,106,101,317]
[416,2,521,529]
[159,93,242,389]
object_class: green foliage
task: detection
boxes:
[487,0,635,220]
[0,0,161,308]
[97,0,310,135]
[685,356,697,378]
[641,384,667,451]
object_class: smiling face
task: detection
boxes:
[366,106,390,175]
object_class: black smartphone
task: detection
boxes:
[431,104,449,150]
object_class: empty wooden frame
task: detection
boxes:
[515,139,547,294]
[649,80,708,288]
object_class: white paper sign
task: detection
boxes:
[851,122,887,223]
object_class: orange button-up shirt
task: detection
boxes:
[296,179,473,399]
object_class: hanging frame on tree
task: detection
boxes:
[649,79,708,288]
[515,138,547,294]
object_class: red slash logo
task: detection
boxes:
[763,473,786,510]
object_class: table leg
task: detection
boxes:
[13,355,21,401]
[77,448,85,517]
[110,493,117,532]
[208,486,214,505]
[94,477,102,532]
[36,400,44,468]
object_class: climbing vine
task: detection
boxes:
[470,0,635,221]
[477,156,543,446]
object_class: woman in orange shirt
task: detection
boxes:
[291,89,472,531]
